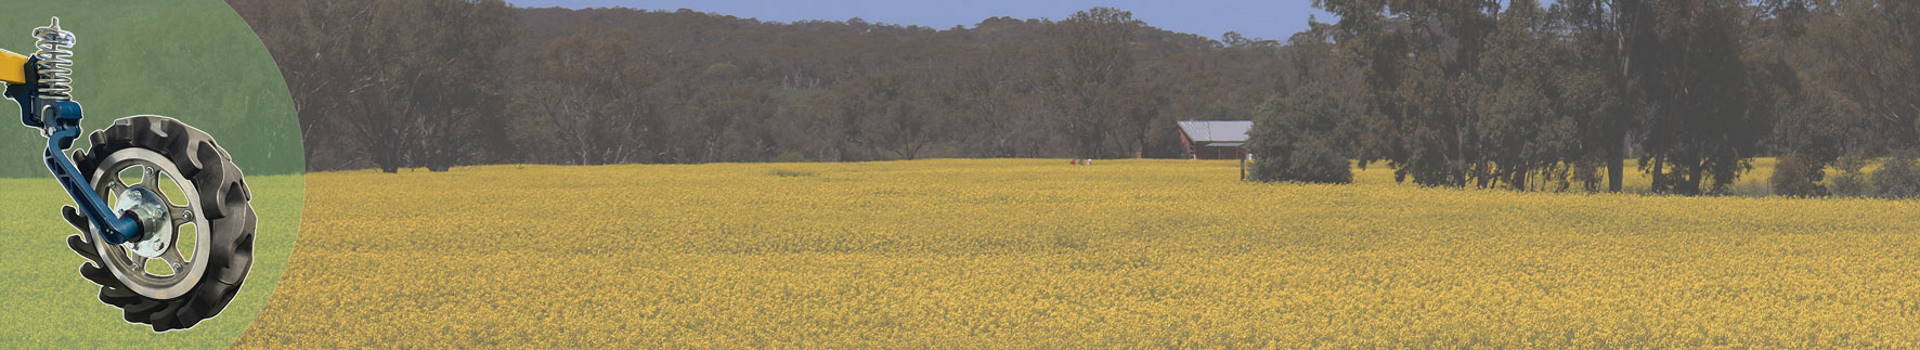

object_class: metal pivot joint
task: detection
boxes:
[3,17,143,244]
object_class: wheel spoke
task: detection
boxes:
[106,179,127,197]
[171,205,193,223]
[141,165,161,186]
[127,254,147,271]
[161,248,187,271]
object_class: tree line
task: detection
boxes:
[224,0,1324,171]
[1252,0,1920,198]
[226,0,1920,197]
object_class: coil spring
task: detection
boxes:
[31,17,75,101]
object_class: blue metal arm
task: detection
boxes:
[6,58,142,244]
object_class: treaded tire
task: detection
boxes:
[61,115,255,332]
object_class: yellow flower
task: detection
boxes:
[233,159,1920,348]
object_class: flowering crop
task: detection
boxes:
[234,159,1920,348]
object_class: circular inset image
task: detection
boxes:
[0,0,302,346]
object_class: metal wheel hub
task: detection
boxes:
[114,186,173,258]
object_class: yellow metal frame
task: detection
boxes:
[0,49,26,84]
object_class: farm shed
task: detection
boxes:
[1176,120,1252,160]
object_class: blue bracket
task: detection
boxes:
[6,57,141,244]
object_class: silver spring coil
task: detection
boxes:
[31,17,75,101]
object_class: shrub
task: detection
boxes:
[1830,153,1871,197]
[1247,83,1354,184]
[775,151,809,163]
[1769,153,1827,197]
[768,169,819,177]
[1872,153,1920,199]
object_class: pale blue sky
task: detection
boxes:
[505,0,1334,41]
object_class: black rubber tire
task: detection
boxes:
[61,115,256,332]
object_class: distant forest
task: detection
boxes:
[225,0,1920,196]
[225,0,1310,171]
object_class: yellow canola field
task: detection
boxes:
[235,159,1919,348]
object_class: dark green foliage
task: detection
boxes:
[1247,83,1354,184]
[230,0,512,172]
[1830,153,1872,197]
[1316,0,1501,188]
[1797,1,1920,161]
[1769,153,1827,197]
[1471,0,1581,191]
[1316,0,1593,191]
[1765,1,1920,196]
[1044,8,1144,160]
[1313,0,1794,195]
[1872,153,1920,199]
[1559,0,1638,193]
[216,0,1920,194]
[1630,0,1776,196]
[230,3,1307,169]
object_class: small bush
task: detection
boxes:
[1830,153,1871,197]
[1769,154,1827,197]
[1872,153,1920,199]
[769,169,819,178]
[775,151,809,163]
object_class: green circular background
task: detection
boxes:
[0,0,302,346]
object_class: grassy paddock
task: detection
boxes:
[0,175,302,347]
[236,159,1916,348]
